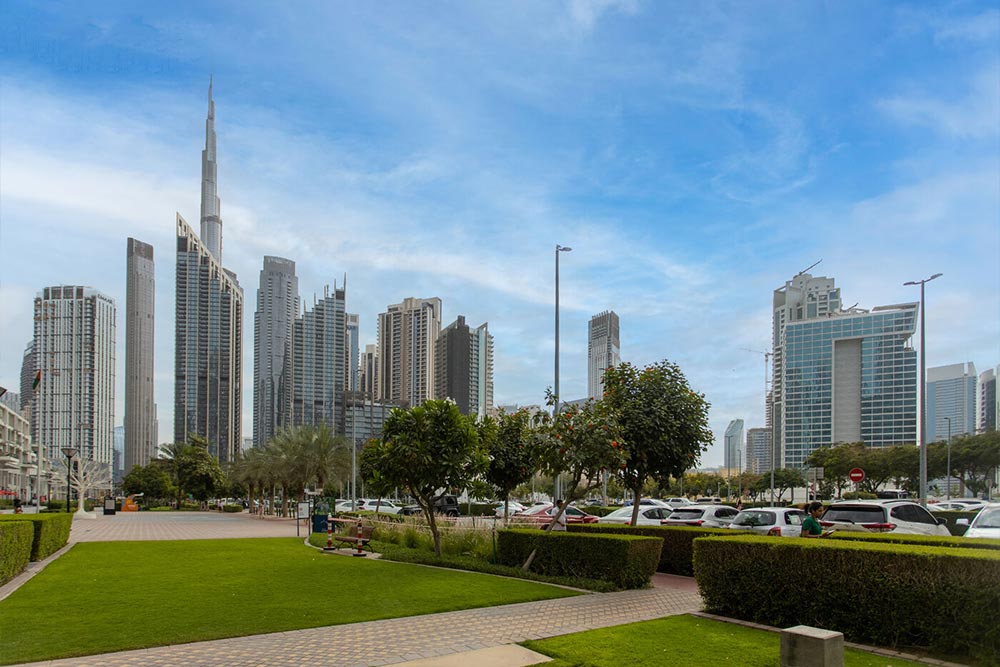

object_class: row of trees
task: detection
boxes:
[121,434,227,507]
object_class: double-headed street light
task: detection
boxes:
[554,244,572,503]
[904,272,942,507]
[945,416,952,502]
[61,447,78,514]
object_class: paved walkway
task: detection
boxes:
[67,510,303,542]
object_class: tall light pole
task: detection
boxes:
[61,447,78,513]
[554,244,572,503]
[905,272,942,507]
[945,416,952,502]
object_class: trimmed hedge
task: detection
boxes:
[570,524,735,575]
[828,531,1000,550]
[0,514,73,561]
[222,504,243,513]
[498,528,661,589]
[930,510,979,536]
[693,535,1000,666]
[0,521,33,585]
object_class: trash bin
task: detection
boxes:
[312,514,329,533]
[103,497,116,516]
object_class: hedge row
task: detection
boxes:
[0,521,33,585]
[0,514,73,561]
[828,531,1000,550]
[693,535,1000,666]
[570,524,736,575]
[498,528,661,589]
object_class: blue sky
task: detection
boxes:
[1,1,997,466]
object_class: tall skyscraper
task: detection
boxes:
[724,419,744,470]
[360,344,378,397]
[19,340,34,413]
[746,427,772,474]
[377,297,442,408]
[125,238,156,473]
[780,302,918,467]
[434,315,494,416]
[771,272,841,467]
[979,367,997,432]
[291,284,347,429]
[253,256,299,448]
[174,81,244,463]
[345,313,360,392]
[113,425,125,484]
[926,362,978,441]
[587,311,620,399]
[32,286,116,468]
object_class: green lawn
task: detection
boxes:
[0,538,577,665]
[523,615,928,667]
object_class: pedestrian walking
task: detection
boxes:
[550,499,567,531]
[13,497,23,514]
[802,500,832,538]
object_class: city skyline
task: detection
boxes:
[1,3,998,467]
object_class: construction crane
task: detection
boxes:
[795,259,822,277]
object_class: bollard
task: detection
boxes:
[354,519,366,557]
[324,512,334,550]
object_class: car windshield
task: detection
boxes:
[605,508,631,519]
[823,506,885,524]
[667,509,704,520]
[733,510,775,526]
[519,504,552,516]
[973,508,1000,529]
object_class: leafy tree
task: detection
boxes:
[121,463,174,501]
[602,361,713,525]
[158,435,225,505]
[484,409,536,520]
[753,468,804,501]
[950,432,1000,498]
[367,399,487,557]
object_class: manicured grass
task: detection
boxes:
[522,614,928,667]
[0,538,578,665]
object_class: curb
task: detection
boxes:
[0,542,75,602]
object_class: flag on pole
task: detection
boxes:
[33,370,41,390]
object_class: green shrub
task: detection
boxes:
[841,491,878,500]
[930,510,980,536]
[570,524,734,576]
[0,514,73,561]
[693,535,1000,666]
[222,504,243,513]
[828,531,1000,550]
[498,528,661,589]
[0,521,33,585]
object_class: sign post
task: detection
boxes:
[849,468,865,498]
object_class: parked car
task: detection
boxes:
[948,499,989,511]
[956,504,1000,539]
[660,497,694,508]
[932,501,983,512]
[334,498,402,514]
[398,494,461,517]
[728,507,807,537]
[494,501,527,517]
[599,505,673,525]
[513,503,599,526]
[621,498,671,508]
[661,504,738,527]
[820,500,950,536]
[694,497,722,504]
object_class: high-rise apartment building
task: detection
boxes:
[377,297,442,408]
[113,425,125,484]
[360,344,378,397]
[434,316,494,416]
[346,313,360,392]
[19,341,34,413]
[587,311,620,399]
[291,285,346,429]
[174,81,244,463]
[746,427,772,474]
[32,286,116,469]
[253,256,299,448]
[724,419,744,470]
[771,272,841,467]
[979,367,997,432]
[125,238,156,473]
[780,302,918,467]
[926,362,978,441]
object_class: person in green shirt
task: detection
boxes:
[802,501,832,537]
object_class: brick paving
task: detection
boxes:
[67,510,303,542]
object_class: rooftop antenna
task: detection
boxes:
[795,259,822,277]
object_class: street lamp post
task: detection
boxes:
[904,272,942,507]
[553,244,572,503]
[945,416,952,502]
[61,447,78,514]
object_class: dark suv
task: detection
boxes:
[399,495,460,517]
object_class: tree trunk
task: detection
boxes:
[630,487,641,526]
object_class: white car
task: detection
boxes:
[931,501,980,512]
[728,507,807,537]
[599,505,673,525]
[957,503,1000,539]
[661,504,739,528]
[821,500,950,536]
[494,501,527,517]
[660,497,694,508]
[335,499,402,514]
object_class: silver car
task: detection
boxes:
[661,504,739,528]
[957,503,1000,539]
[599,505,673,525]
[728,507,807,537]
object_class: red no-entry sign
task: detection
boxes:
[849,468,865,483]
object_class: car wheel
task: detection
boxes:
[447,510,458,517]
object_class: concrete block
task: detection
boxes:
[780,625,844,667]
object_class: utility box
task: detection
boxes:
[103,497,116,516]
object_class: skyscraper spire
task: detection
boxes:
[200,77,222,261]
